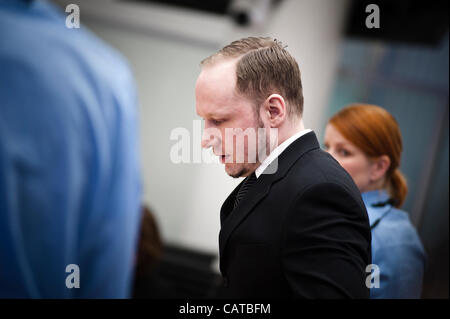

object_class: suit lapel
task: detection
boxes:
[218,131,321,273]
[219,174,274,271]
[220,179,243,227]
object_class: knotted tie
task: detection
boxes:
[233,172,257,209]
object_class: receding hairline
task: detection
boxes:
[200,38,285,67]
[199,37,304,117]
[199,54,240,72]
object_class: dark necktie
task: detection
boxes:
[233,172,257,209]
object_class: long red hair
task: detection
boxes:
[329,104,408,208]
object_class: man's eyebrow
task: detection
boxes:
[204,111,229,119]
[210,116,227,120]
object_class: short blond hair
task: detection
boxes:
[201,37,304,117]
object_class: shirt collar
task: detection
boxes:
[362,189,392,227]
[255,128,312,178]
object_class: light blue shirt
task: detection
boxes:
[0,0,142,298]
[363,190,426,299]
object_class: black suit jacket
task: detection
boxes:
[218,131,371,298]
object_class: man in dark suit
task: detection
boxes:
[195,37,371,298]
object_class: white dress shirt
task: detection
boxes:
[255,129,312,178]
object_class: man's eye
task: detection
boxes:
[211,119,224,125]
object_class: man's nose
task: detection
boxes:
[201,130,218,149]
[201,135,211,148]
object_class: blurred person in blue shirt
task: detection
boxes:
[0,0,142,298]
[324,104,426,298]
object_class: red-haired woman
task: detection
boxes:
[324,104,425,298]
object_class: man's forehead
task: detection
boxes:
[197,92,239,118]
[197,58,238,89]
[196,59,242,117]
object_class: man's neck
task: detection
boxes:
[276,118,306,146]
[254,119,310,178]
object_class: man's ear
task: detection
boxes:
[261,94,286,127]
[369,155,391,183]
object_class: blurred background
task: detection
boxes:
[53,0,448,298]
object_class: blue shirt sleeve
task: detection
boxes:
[0,0,142,298]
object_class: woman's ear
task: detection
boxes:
[369,155,391,183]
[263,94,286,127]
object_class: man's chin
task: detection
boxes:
[225,163,249,178]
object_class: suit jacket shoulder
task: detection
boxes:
[218,131,371,298]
